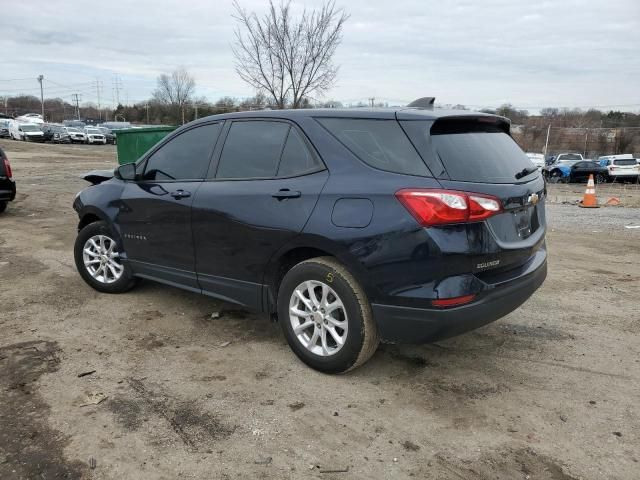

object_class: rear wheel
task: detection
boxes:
[0,201,7,214]
[74,221,136,293]
[277,257,379,373]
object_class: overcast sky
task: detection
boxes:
[2,0,639,111]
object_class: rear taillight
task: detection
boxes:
[395,189,502,226]
[2,158,12,179]
[432,294,476,308]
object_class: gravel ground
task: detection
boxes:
[1,140,639,480]
[547,204,640,235]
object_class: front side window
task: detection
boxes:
[142,123,221,181]
[216,121,290,179]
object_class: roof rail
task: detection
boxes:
[407,97,435,109]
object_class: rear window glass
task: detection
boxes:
[432,132,534,183]
[317,118,430,176]
[613,159,637,166]
[558,154,582,160]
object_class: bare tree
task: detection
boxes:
[152,67,196,124]
[232,0,348,109]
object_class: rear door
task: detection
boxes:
[192,119,328,308]
[401,116,546,274]
[116,122,222,287]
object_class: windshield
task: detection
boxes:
[614,159,637,166]
[68,128,81,133]
[86,129,100,134]
[21,124,40,132]
[556,160,579,166]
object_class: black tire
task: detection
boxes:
[596,173,607,184]
[277,256,379,373]
[0,201,7,214]
[74,221,137,294]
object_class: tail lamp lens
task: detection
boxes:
[3,158,12,179]
[432,294,477,308]
[396,189,502,226]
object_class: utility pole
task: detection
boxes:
[194,102,198,120]
[95,79,102,120]
[145,103,150,124]
[112,75,122,107]
[369,97,375,107]
[37,75,44,121]
[72,94,81,120]
[543,124,551,157]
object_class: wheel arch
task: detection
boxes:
[262,237,374,313]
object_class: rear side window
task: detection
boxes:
[317,118,430,176]
[216,121,290,179]
[277,128,320,177]
[142,123,221,181]
[613,159,637,166]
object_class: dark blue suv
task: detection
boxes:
[73,108,547,373]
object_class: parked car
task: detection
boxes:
[525,153,545,170]
[67,127,87,144]
[598,155,639,182]
[97,126,116,144]
[63,120,86,129]
[42,124,71,143]
[15,113,44,125]
[545,159,607,183]
[0,119,10,138]
[0,146,16,214]
[84,127,107,145]
[72,108,547,373]
[545,152,583,166]
[9,122,45,142]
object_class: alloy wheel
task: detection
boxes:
[82,234,124,284]
[289,280,348,356]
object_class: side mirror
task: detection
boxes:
[115,163,137,181]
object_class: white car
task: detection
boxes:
[67,127,87,144]
[9,121,45,142]
[525,152,545,171]
[15,113,45,125]
[598,154,639,181]
[84,127,107,145]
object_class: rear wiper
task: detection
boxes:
[515,167,538,179]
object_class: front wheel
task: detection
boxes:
[596,173,608,184]
[277,257,379,373]
[74,221,137,293]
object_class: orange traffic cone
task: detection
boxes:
[579,174,599,208]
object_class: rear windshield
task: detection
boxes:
[613,159,637,166]
[403,118,536,183]
[316,118,431,176]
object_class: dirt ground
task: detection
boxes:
[0,140,639,480]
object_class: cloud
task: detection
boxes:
[1,0,639,110]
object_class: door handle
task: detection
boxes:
[272,189,301,200]
[170,189,191,199]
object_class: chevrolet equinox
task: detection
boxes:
[73,107,547,373]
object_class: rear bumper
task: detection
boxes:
[372,253,547,343]
[0,182,16,202]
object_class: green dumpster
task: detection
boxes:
[115,126,176,165]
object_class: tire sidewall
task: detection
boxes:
[74,221,134,293]
[278,261,366,373]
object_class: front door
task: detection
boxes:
[116,122,222,288]
[192,120,328,308]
